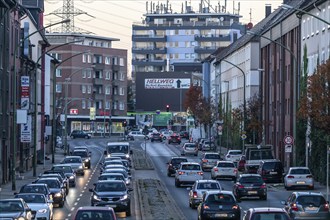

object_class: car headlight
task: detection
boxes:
[79,165,83,169]
[93,194,101,201]
[121,194,128,200]
[17,217,25,220]
[125,154,130,159]
[69,175,74,179]
[85,159,89,162]
[126,179,130,184]
[38,209,48,213]
[54,192,62,197]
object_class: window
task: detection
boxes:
[105,101,110,109]
[119,102,125,110]
[87,85,92,94]
[105,86,111,94]
[105,71,111,80]
[105,57,111,65]
[56,69,62,77]
[185,53,190,59]
[82,100,86,109]
[56,84,62,93]
[94,55,102,64]
[88,100,92,109]
[119,58,124,66]
[113,57,118,65]
[87,70,92,78]
[82,70,86,78]
[87,54,92,63]
[119,87,125,95]
[82,54,87,63]
[119,72,125,81]
[82,85,86,93]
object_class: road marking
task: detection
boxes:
[77,198,80,201]
[71,207,75,211]
[84,186,87,190]
[74,202,78,206]
[82,190,85,193]
[68,214,72,217]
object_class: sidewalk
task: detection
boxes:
[0,149,64,199]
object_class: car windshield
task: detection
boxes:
[20,186,47,194]
[0,201,24,212]
[290,168,310,175]
[16,194,46,203]
[107,145,128,154]
[205,154,220,159]
[218,163,235,168]
[206,194,235,204]
[41,175,63,182]
[240,176,263,184]
[99,175,124,181]
[250,150,274,160]
[103,170,128,178]
[37,179,60,188]
[251,213,290,220]
[181,164,201,170]
[52,166,73,173]
[296,195,326,207]
[197,182,220,190]
[263,162,282,170]
[72,151,88,157]
[229,151,242,155]
[172,159,188,164]
[63,157,81,163]
[75,210,115,220]
[95,182,126,192]
[185,144,196,149]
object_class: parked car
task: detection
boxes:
[150,132,163,142]
[181,142,198,156]
[282,191,330,220]
[0,198,33,220]
[200,152,222,171]
[166,157,188,177]
[179,131,189,139]
[174,162,204,187]
[72,206,117,220]
[225,150,243,162]
[211,161,238,181]
[70,130,91,139]
[51,165,76,187]
[61,156,85,176]
[168,133,181,144]
[197,191,241,220]
[89,180,132,216]
[233,174,267,201]
[188,179,222,209]
[15,193,53,220]
[72,149,91,169]
[284,166,314,190]
[243,207,291,220]
[257,159,284,183]
[34,178,66,207]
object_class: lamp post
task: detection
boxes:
[12,18,70,189]
[247,30,298,166]
[52,50,90,157]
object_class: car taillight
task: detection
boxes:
[214,168,219,172]
[306,175,313,178]
[169,164,173,167]
[323,203,329,211]
[203,204,210,209]
[260,183,267,189]
[232,205,239,210]
[238,184,244,189]
[291,203,299,211]
[287,175,294,179]
[193,192,198,198]
[178,171,185,175]
[234,168,238,173]
[197,171,203,175]
[202,159,208,163]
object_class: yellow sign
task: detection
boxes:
[90,107,96,120]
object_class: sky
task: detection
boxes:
[43,0,283,58]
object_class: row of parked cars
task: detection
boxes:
[165,150,330,220]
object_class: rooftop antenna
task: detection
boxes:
[249,8,252,22]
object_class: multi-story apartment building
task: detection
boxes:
[132,2,246,113]
[46,33,128,135]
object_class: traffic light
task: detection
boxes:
[166,104,170,112]
[122,121,127,127]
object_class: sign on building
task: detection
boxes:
[144,78,190,89]
[90,107,95,120]
[21,115,32,143]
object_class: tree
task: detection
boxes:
[246,94,262,145]
[184,85,203,118]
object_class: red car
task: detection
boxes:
[168,133,181,144]
[72,206,117,220]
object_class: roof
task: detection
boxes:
[76,206,114,211]
[249,207,287,212]
[46,32,120,42]
[107,142,129,146]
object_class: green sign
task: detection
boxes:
[153,113,172,126]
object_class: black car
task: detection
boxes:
[34,178,66,207]
[257,159,284,183]
[168,134,181,144]
[89,180,132,216]
[166,157,188,177]
[233,174,267,201]
[72,149,91,169]
[197,191,241,220]
[51,165,76,187]
[179,131,189,139]
[39,173,69,195]
[150,133,163,142]
[43,170,70,189]
[70,130,91,139]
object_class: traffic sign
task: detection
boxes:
[284,135,294,145]
[241,134,247,140]
[285,145,292,153]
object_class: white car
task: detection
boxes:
[188,180,222,209]
[284,166,314,190]
[161,130,173,140]
[175,162,204,187]
[15,193,53,220]
[126,131,146,140]
[211,161,238,181]
[225,150,243,162]
[61,156,84,176]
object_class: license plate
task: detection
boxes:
[248,191,257,194]
[215,213,228,217]
[106,204,116,208]
[305,206,318,211]
[270,171,277,174]
[296,181,305,184]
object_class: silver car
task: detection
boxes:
[0,198,33,220]
[61,156,85,176]
[181,142,198,156]
[175,162,204,187]
[188,180,222,209]
[284,167,314,190]
[211,161,238,181]
[200,152,222,171]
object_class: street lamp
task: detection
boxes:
[247,30,298,166]
[12,18,70,190]
[51,50,90,156]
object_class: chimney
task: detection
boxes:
[265,4,271,18]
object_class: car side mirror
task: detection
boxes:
[104,151,107,155]
[89,188,93,192]
[130,150,133,155]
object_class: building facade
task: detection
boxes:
[46,33,128,136]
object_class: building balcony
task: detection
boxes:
[132,47,167,54]
[92,62,105,69]
[194,34,231,42]
[194,46,218,53]
[93,78,103,85]
[132,35,167,42]
[132,59,166,66]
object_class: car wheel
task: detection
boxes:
[126,205,131,217]
[85,136,88,139]
[175,179,180,187]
